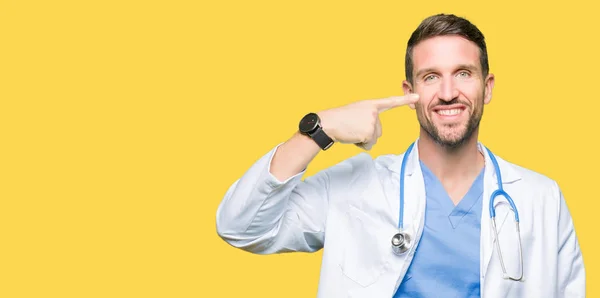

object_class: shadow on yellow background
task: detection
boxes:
[1,0,596,297]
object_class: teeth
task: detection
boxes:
[437,109,461,116]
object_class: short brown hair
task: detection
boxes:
[405,14,489,84]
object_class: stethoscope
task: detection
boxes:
[392,142,524,281]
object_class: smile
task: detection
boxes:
[431,105,468,121]
[436,109,462,116]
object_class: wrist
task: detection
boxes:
[298,112,335,150]
[315,111,335,141]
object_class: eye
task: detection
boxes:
[424,74,437,82]
[457,71,471,78]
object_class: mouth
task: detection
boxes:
[432,104,468,120]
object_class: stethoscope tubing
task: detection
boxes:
[395,141,523,280]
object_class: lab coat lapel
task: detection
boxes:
[402,141,427,238]
[480,157,496,280]
[479,144,522,289]
[386,140,426,239]
[386,141,427,294]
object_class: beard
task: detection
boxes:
[417,95,484,150]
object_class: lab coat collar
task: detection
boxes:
[386,138,522,185]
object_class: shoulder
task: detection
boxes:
[506,158,557,185]
[495,154,562,204]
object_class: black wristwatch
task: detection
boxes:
[298,113,334,150]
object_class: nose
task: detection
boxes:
[438,77,459,102]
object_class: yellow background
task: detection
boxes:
[1,0,597,297]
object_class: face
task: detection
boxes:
[403,35,495,149]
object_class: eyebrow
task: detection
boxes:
[415,64,479,79]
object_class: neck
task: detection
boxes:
[417,130,484,184]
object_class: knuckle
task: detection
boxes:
[368,114,378,126]
[371,108,378,118]
[361,133,371,143]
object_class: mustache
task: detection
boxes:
[430,98,471,109]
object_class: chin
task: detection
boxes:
[433,127,471,148]
[420,116,479,149]
[438,126,467,139]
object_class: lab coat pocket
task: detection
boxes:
[340,204,391,288]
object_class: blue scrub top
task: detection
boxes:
[394,161,484,298]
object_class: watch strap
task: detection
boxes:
[310,127,334,150]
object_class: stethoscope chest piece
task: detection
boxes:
[391,230,411,255]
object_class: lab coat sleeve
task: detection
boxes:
[215,143,330,255]
[555,182,586,297]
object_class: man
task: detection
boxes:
[215,14,585,297]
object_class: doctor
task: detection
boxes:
[216,13,585,297]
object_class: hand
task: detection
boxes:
[317,94,419,150]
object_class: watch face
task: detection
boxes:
[299,113,319,133]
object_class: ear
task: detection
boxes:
[402,80,416,109]
[484,73,495,105]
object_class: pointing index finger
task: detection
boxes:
[375,94,419,112]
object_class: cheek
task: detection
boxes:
[415,96,434,113]
[415,100,432,119]
[415,85,435,97]
[457,81,483,101]
[414,87,437,107]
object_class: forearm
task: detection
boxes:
[269,131,322,181]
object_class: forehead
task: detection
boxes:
[411,35,481,73]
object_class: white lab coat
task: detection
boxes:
[216,140,585,297]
